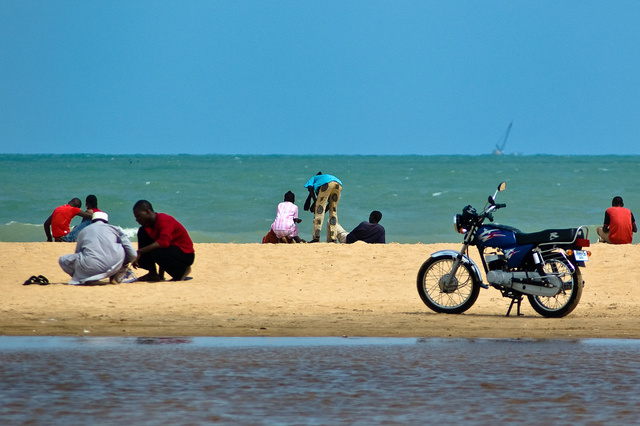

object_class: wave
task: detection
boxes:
[4,221,40,227]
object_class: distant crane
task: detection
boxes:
[492,121,513,155]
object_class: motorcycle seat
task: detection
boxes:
[515,228,582,246]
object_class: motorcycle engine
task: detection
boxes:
[485,253,507,271]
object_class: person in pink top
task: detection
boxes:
[271,191,304,243]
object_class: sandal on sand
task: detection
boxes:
[23,275,50,285]
[23,276,39,285]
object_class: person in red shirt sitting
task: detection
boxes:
[597,196,637,244]
[44,198,93,242]
[132,200,195,281]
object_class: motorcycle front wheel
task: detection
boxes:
[527,257,583,318]
[417,257,480,314]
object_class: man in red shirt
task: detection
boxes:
[597,196,637,244]
[62,194,103,242]
[44,198,93,242]
[132,200,195,281]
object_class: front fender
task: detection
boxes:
[430,250,485,286]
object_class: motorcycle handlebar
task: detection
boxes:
[482,203,506,222]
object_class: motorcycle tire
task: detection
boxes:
[527,256,583,318]
[417,256,480,314]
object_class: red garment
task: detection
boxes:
[607,206,634,244]
[51,204,81,238]
[144,213,194,253]
[262,229,280,244]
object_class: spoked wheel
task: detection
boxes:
[417,256,480,314]
[527,257,583,318]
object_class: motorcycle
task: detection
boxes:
[417,182,591,318]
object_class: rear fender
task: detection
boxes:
[430,250,485,286]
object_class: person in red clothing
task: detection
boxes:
[63,194,103,242]
[132,200,195,281]
[44,198,93,242]
[597,196,637,244]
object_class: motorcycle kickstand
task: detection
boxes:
[506,295,524,317]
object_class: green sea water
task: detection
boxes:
[1,154,639,243]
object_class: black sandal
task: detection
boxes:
[23,276,39,285]
[23,275,50,285]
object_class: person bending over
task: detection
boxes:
[336,210,386,244]
[132,200,195,281]
[44,197,93,242]
[304,172,342,242]
[59,212,137,285]
[597,196,637,244]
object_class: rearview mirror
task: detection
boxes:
[498,182,506,192]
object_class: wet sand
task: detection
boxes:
[2,242,640,338]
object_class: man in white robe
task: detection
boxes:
[59,212,137,285]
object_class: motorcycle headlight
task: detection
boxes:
[454,214,468,234]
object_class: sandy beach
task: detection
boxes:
[1,242,640,338]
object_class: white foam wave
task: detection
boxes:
[120,227,139,239]
[5,221,40,227]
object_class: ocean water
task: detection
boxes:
[1,336,639,424]
[2,154,640,244]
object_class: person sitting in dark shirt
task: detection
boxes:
[336,210,386,244]
[132,200,195,281]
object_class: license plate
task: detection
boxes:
[574,250,589,261]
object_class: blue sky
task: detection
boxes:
[1,1,639,155]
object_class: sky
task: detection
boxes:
[1,1,639,156]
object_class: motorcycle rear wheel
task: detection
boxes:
[527,257,583,318]
[417,257,480,314]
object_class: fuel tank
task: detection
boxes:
[476,224,519,248]
[476,225,533,268]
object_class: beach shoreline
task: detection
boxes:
[2,242,640,339]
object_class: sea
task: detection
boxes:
[2,154,640,244]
